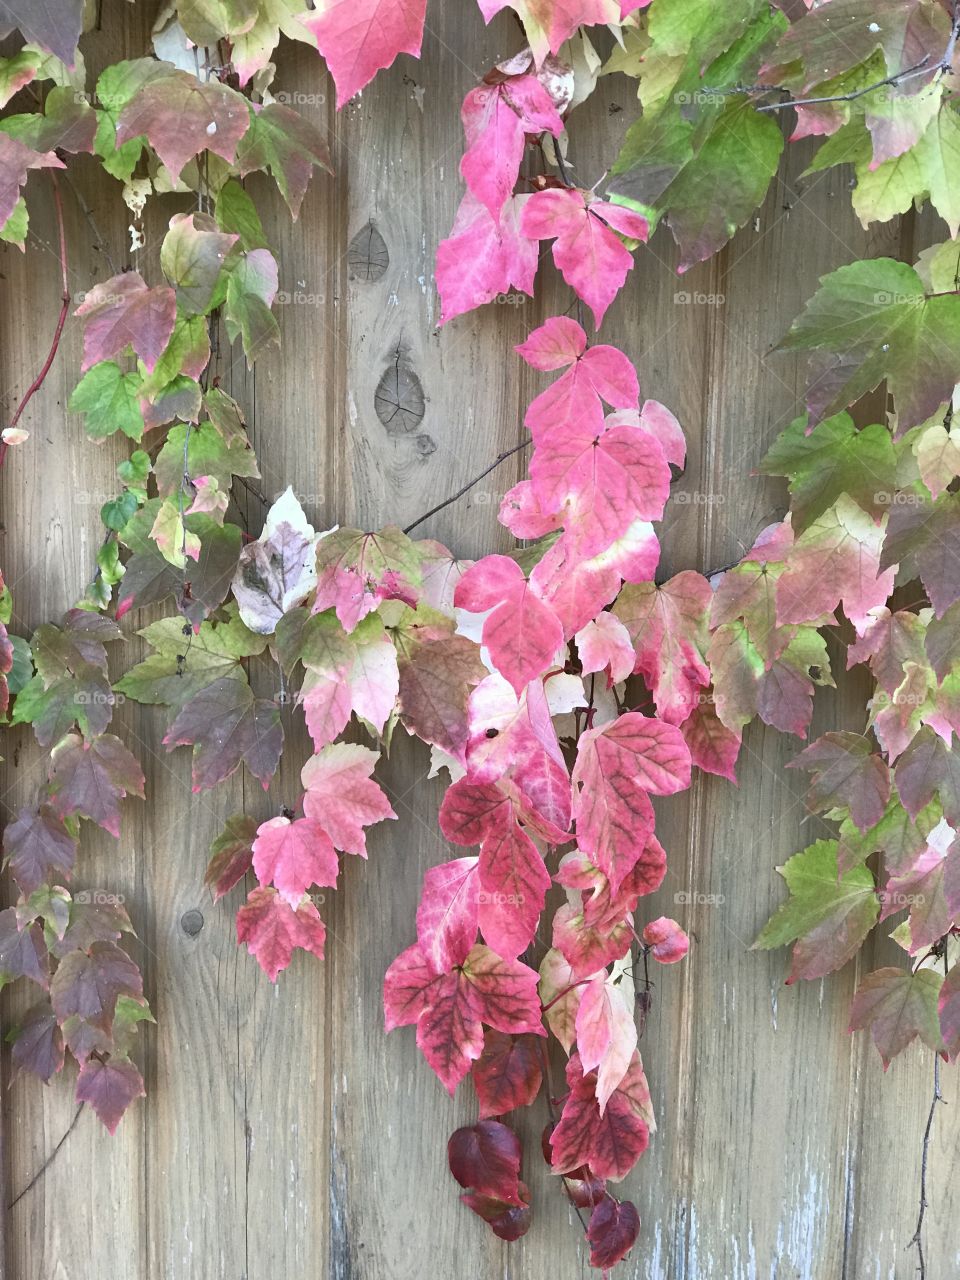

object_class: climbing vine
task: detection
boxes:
[2,0,960,1275]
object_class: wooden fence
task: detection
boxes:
[1,5,957,1277]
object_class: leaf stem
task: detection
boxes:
[402,438,530,535]
[0,171,70,469]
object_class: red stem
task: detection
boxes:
[0,171,70,469]
[540,977,591,1015]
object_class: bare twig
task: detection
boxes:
[8,1104,84,1208]
[0,171,70,469]
[908,1049,943,1278]
[402,438,530,535]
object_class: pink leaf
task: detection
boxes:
[576,612,635,685]
[460,78,562,221]
[300,742,396,856]
[478,814,551,959]
[302,0,428,107]
[416,857,481,972]
[251,815,340,908]
[641,916,689,964]
[75,1056,144,1134]
[520,188,648,328]
[455,555,563,695]
[437,192,538,323]
[236,886,326,981]
[75,273,177,374]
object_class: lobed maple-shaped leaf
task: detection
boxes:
[760,412,898,534]
[778,258,960,431]
[302,0,427,108]
[516,316,639,440]
[573,712,690,892]
[521,188,648,329]
[587,1194,641,1271]
[116,67,250,181]
[614,572,712,723]
[849,966,944,1068]
[789,732,890,832]
[236,886,326,981]
[235,102,333,217]
[753,840,879,983]
[49,897,134,961]
[301,742,396,856]
[295,610,399,747]
[233,487,323,634]
[471,1029,543,1119]
[448,1119,524,1204]
[75,273,177,375]
[881,491,960,619]
[455,555,563,695]
[313,527,421,632]
[641,916,689,964]
[879,818,960,953]
[558,841,667,934]
[0,0,83,65]
[47,733,144,837]
[576,611,635,686]
[2,804,76,894]
[553,902,633,979]
[163,676,283,792]
[397,628,487,763]
[51,939,142,1035]
[549,1051,652,1182]
[0,132,63,235]
[437,191,539,323]
[75,1055,145,1134]
[895,726,960,826]
[460,76,563,222]
[384,941,543,1094]
[252,815,340,908]
[205,814,257,901]
[9,999,63,1083]
[0,909,48,990]
[609,94,783,273]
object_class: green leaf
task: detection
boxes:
[778,257,960,431]
[610,97,783,271]
[101,491,139,532]
[852,105,960,235]
[153,420,259,496]
[69,362,145,441]
[753,839,879,982]
[0,197,28,248]
[235,102,332,218]
[760,412,898,532]
[215,179,269,250]
[224,249,280,366]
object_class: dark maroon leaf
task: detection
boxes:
[587,1194,640,1270]
[460,1182,532,1241]
[0,909,49,989]
[47,733,145,836]
[2,804,77,894]
[448,1119,523,1205]
[163,676,283,791]
[8,999,64,1082]
[75,1055,145,1133]
[50,940,142,1029]
[205,814,257,900]
[471,1030,543,1120]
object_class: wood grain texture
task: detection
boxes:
[1,7,958,1279]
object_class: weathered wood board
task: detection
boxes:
[1,5,958,1278]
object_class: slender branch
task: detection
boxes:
[402,438,530,535]
[907,1048,943,1278]
[0,171,70,469]
[8,1103,84,1208]
[754,57,936,114]
[540,977,591,1015]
